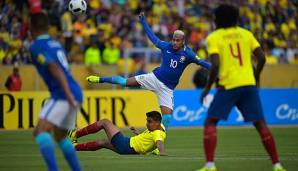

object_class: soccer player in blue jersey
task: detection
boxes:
[87,12,211,130]
[29,13,82,171]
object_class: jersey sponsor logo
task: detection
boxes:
[179,56,186,63]
[37,54,46,64]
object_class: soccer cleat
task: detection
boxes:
[72,142,78,148]
[273,166,286,171]
[86,75,100,83]
[67,129,77,143]
[195,166,217,171]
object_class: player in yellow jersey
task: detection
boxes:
[68,111,166,156]
[197,4,286,171]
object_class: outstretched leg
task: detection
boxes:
[87,75,140,87]
[75,139,117,152]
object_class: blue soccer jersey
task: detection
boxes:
[140,16,211,90]
[29,34,83,103]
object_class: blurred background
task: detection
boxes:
[0,1,297,170]
[0,0,297,91]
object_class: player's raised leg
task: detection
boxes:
[33,119,58,171]
[86,75,140,87]
[70,119,121,143]
[54,128,81,171]
[71,119,122,153]
[253,121,286,171]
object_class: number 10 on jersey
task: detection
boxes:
[170,59,178,68]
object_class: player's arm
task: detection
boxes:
[253,47,266,87]
[200,54,219,103]
[193,56,212,70]
[248,31,265,86]
[156,140,166,156]
[200,34,219,103]
[139,12,166,49]
[47,62,77,108]
[188,49,211,70]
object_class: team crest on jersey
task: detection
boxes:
[179,56,186,63]
[37,54,46,64]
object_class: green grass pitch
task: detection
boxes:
[0,127,297,171]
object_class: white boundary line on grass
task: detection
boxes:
[1,154,297,161]
[1,125,298,132]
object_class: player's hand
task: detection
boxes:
[139,12,145,19]
[68,95,78,112]
[86,75,99,83]
[200,88,210,104]
[151,148,160,155]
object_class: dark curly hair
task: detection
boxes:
[214,4,239,29]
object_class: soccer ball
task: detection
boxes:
[68,0,87,16]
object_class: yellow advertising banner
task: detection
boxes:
[0,90,160,130]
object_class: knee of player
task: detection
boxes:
[100,118,111,125]
[33,127,49,137]
[161,107,173,114]
[253,120,268,130]
[33,128,39,137]
[204,118,219,126]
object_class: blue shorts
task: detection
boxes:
[111,132,137,154]
[208,86,264,122]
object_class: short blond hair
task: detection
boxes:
[173,30,185,37]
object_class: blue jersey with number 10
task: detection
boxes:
[140,16,211,90]
[29,35,83,103]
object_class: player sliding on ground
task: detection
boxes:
[68,111,166,155]
[197,4,286,171]
[86,12,211,131]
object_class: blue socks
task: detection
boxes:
[58,138,81,171]
[35,133,58,171]
[162,114,172,131]
[36,133,81,171]
[100,76,127,86]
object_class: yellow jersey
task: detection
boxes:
[206,27,260,89]
[130,128,166,154]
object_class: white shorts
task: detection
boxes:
[39,99,78,130]
[135,72,174,110]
